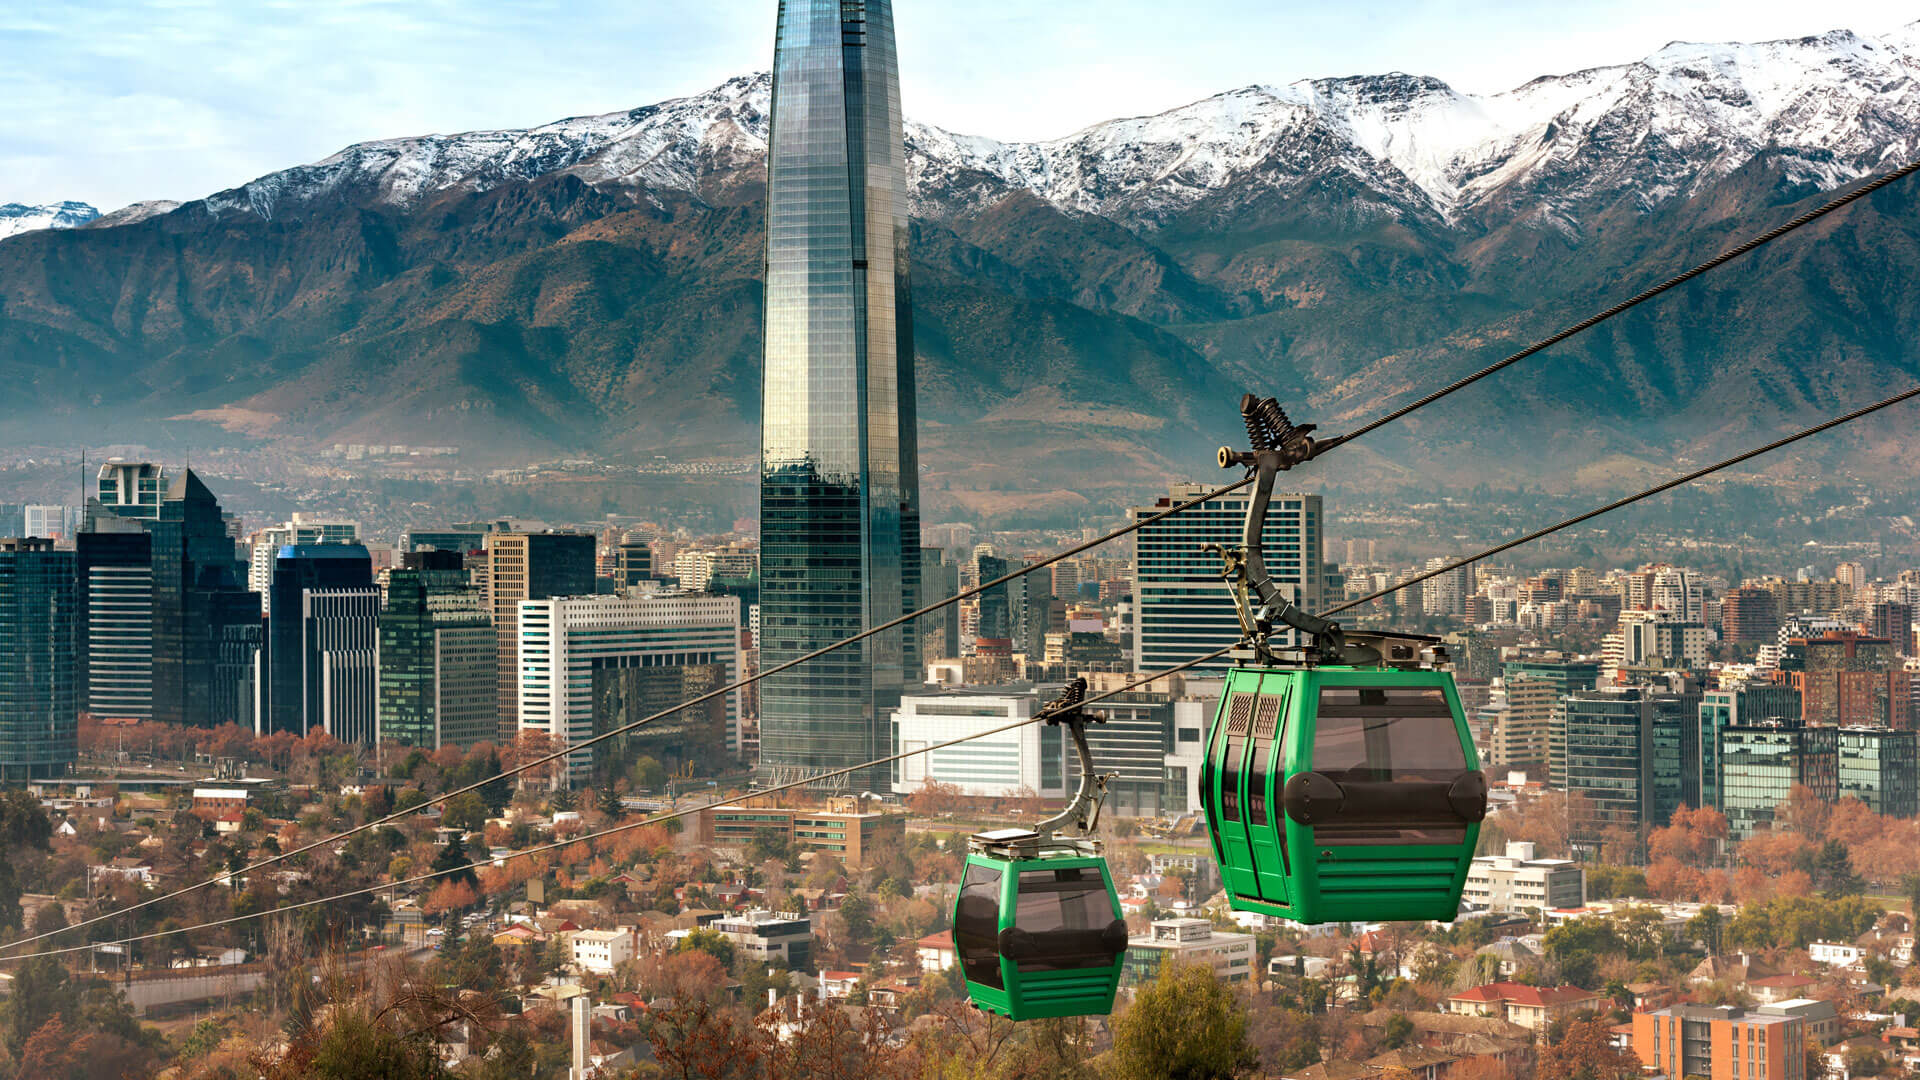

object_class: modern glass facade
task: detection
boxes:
[148,471,259,728]
[379,552,496,750]
[76,529,154,722]
[1720,722,1838,840]
[1563,689,1653,842]
[758,0,920,789]
[266,544,375,737]
[0,539,76,780]
[1837,727,1918,818]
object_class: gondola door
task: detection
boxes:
[1207,674,1261,902]
[1243,675,1291,907]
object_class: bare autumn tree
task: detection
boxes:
[646,998,760,1080]
[1537,1017,1640,1080]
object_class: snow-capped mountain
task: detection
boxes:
[170,21,1920,235]
[0,201,99,240]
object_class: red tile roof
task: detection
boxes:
[917,931,954,949]
[1451,982,1598,1007]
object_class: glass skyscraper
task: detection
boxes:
[758,0,921,789]
[0,538,77,781]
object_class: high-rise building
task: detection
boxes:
[1563,687,1693,842]
[378,551,496,750]
[919,548,961,660]
[615,530,654,588]
[1504,657,1599,786]
[1421,557,1472,619]
[1487,677,1557,772]
[0,539,77,781]
[400,527,491,556]
[758,0,921,790]
[485,532,596,745]
[1837,727,1918,818]
[1872,601,1915,656]
[1720,721,1838,840]
[147,472,261,728]
[248,516,361,609]
[93,461,166,522]
[1721,586,1782,643]
[1698,683,1799,811]
[1131,483,1323,673]
[1781,631,1911,728]
[75,526,153,722]
[267,544,377,739]
[516,592,742,784]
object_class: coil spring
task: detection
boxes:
[1240,394,1293,453]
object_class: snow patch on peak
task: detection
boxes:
[0,201,100,241]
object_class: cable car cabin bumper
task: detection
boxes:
[953,852,1128,1020]
[1204,666,1486,925]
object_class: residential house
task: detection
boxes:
[915,931,955,973]
[1810,941,1866,969]
[1747,974,1820,1004]
[1365,1048,1458,1080]
[570,928,638,975]
[1446,982,1604,1035]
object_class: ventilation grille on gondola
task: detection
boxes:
[1252,695,1281,738]
[1013,968,1123,1006]
[1225,693,1255,736]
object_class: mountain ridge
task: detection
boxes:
[3,20,1920,519]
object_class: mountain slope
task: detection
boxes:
[3,21,1920,516]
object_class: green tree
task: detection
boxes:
[441,791,489,832]
[0,790,53,932]
[1816,840,1864,899]
[1382,1013,1415,1049]
[1108,959,1256,1080]
[430,833,479,890]
[629,755,668,793]
[597,771,623,819]
[838,890,876,945]
[1687,905,1724,953]
[748,826,793,864]
[1,955,80,1057]
[677,927,737,968]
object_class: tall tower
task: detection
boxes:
[759,0,920,789]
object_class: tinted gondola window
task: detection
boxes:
[956,863,1005,988]
[1313,687,1466,780]
[1311,686,1469,846]
[1010,868,1122,972]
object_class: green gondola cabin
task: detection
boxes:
[1202,664,1485,924]
[953,837,1129,1020]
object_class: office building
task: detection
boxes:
[700,795,905,867]
[615,530,653,587]
[1720,721,1839,839]
[0,539,77,781]
[485,532,596,744]
[75,526,153,722]
[1562,687,1699,841]
[1505,657,1599,785]
[516,591,741,784]
[919,549,961,660]
[92,461,166,522]
[378,551,496,750]
[249,516,361,611]
[148,472,261,728]
[401,527,491,556]
[266,545,377,739]
[22,505,80,541]
[1132,483,1322,673]
[1698,683,1799,811]
[1122,919,1256,986]
[1607,610,1710,671]
[1633,1004,1808,1080]
[1077,676,1212,816]
[1837,727,1918,818]
[758,0,921,791]
[712,910,812,972]
[1463,841,1585,913]
[891,691,1065,799]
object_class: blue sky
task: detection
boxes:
[2,0,1913,210]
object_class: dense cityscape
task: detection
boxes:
[5,1,1920,1079]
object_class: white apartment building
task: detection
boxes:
[1462,841,1585,913]
[248,516,361,613]
[1123,918,1256,986]
[517,592,742,783]
[570,927,637,975]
